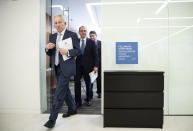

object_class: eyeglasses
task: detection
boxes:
[80,30,87,32]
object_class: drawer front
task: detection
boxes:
[104,109,163,128]
[104,92,163,108]
[104,74,164,91]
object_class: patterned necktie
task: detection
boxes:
[81,39,85,54]
[55,33,62,65]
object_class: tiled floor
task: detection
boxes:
[0,113,193,131]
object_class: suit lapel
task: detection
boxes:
[62,29,69,40]
[78,38,81,49]
[85,38,89,51]
[52,33,57,44]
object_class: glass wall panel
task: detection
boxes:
[168,1,193,115]
[101,0,169,114]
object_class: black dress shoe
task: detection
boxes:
[44,120,55,128]
[62,110,77,118]
[97,93,101,98]
[86,101,92,106]
[84,98,92,102]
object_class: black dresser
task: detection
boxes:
[104,71,164,128]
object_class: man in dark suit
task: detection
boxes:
[44,15,81,128]
[75,26,98,107]
[89,31,101,98]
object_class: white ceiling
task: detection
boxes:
[51,0,101,38]
[50,0,193,39]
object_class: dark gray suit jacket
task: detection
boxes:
[76,38,99,73]
[46,30,81,77]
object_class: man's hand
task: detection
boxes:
[59,48,68,55]
[46,43,55,49]
[93,67,98,73]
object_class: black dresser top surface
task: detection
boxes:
[104,70,164,74]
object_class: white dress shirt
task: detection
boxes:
[80,37,87,47]
[55,28,66,65]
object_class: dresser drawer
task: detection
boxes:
[104,73,164,91]
[104,109,163,128]
[104,92,163,108]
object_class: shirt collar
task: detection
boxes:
[81,37,86,41]
[58,27,66,36]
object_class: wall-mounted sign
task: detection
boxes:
[116,42,138,64]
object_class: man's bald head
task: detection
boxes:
[54,15,66,33]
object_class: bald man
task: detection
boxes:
[44,15,81,128]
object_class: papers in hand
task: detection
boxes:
[58,37,73,61]
[89,71,98,83]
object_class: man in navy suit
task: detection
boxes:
[89,31,101,98]
[75,26,98,107]
[44,15,81,128]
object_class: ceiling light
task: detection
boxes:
[155,0,170,15]
[86,4,97,26]
[52,5,64,10]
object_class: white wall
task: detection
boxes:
[0,0,40,113]
[101,0,193,115]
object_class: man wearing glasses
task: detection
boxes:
[74,26,98,107]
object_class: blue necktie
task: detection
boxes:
[81,39,85,54]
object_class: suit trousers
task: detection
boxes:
[49,65,76,121]
[75,65,91,104]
